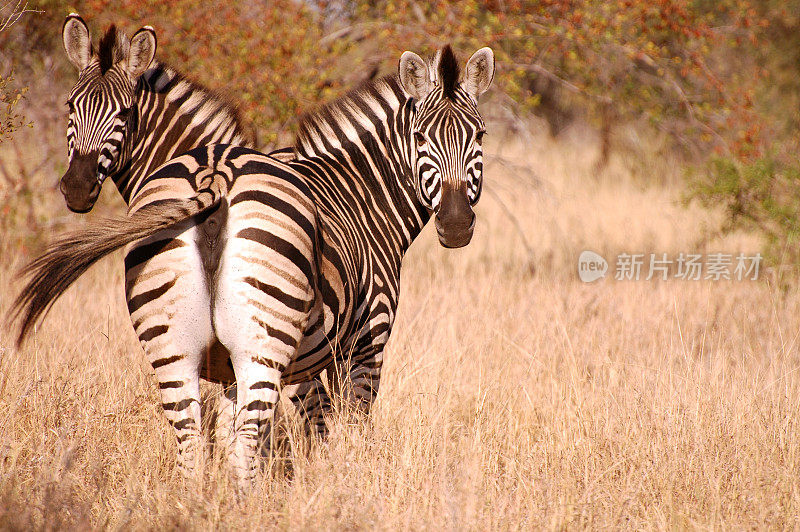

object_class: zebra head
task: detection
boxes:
[60,14,156,213]
[399,45,494,248]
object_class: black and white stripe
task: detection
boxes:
[60,14,255,212]
[13,45,495,489]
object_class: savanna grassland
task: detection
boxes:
[1,1,800,528]
[1,123,799,529]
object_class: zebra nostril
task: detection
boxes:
[438,200,474,231]
[59,180,67,195]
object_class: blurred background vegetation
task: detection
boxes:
[0,0,798,266]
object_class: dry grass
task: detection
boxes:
[1,124,799,530]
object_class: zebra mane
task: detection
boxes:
[294,75,404,154]
[144,60,258,147]
[294,45,462,153]
[87,23,255,146]
[437,45,460,100]
[98,24,128,75]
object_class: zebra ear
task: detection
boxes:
[63,13,92,71]
[126,26,157,79]
[463,47,495,100]
[399,51,432,101]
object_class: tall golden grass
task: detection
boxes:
[0,125,798,529]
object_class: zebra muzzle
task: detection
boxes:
[434,183,476,248]
[60,152,102,213]
[435,214,475,248]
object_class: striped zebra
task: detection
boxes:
[12,45,494,488]
[58,13,257,213]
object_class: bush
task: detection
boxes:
[0,1,38,142]
[688,156,800,265]
[1,0,771,156]
[0,72,29,141]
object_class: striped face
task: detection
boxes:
[399,46,495,248]
[60,14,156,212]
[63,63,136,212]
[413,89,486,212]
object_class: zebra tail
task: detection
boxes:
[9,188,223,347]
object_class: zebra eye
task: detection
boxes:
[413,132,426,148]
[66,101,75,113]
[117,107,132,121]
[475,131,486,146]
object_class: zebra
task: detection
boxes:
[58,13,257,213]
[54,13,295,473]
[11,44,495,488]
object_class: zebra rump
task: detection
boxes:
[9,188,226,346]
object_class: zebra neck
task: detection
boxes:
[294,76,431,256]
[110,61,254,205]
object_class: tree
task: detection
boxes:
[0,1,40,141]
[688,0,800,267]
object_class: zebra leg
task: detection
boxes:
[290,376,332,439]
[290,347,382,439]
[349,360,383,411]
[339,344,385,415]
[214,384,237,458]
[210,168,319,488]
[213,278,311,488]
[126,230,214,480]
[153,353,204,479]
[230,355,280,487]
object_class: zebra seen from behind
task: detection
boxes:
[59,13,257,213]
[12,45,495,490]
[48,13,270,474]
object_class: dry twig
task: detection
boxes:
[0,1,42,34]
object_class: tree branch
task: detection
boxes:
[0,1,42,34]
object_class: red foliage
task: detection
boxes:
[4,0,776,159]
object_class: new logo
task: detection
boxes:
[578,250,608,283]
